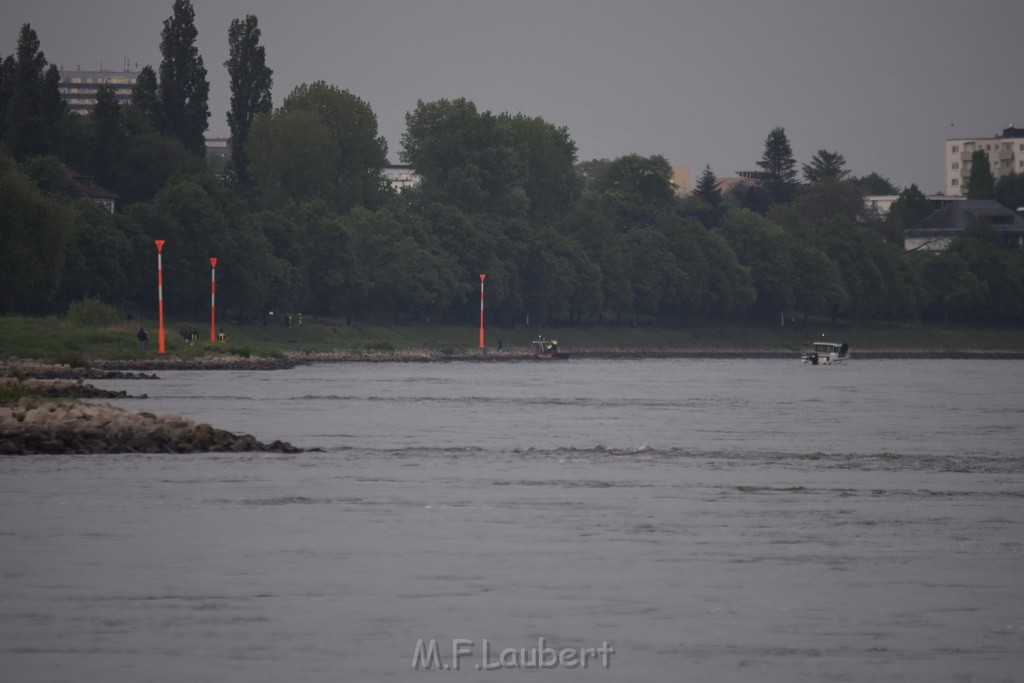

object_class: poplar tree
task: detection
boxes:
[756,126,798,205]
[2,24,65,159]
[225,14,273,185]
[158,0,210,156]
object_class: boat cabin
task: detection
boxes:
[532,339,569,359]
[802,341,850,365]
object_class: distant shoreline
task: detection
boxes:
[81,347,1024,371]
[7,347,1024,378]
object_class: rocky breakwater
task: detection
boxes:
[0,398,303,456]
[1,376,138,399]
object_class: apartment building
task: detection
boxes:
[383,164,420,192]
[945,126,1024,196]
[58,68,139,115]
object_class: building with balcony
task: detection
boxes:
[58,68,140,115]
[383,164,420,192]
[945,126,1024,196]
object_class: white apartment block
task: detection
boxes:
[383,164,420,192]
[945,126,1024,196]
[59,68,139,115]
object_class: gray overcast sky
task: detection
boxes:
[3,0,1022,193]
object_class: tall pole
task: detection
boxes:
[209,257,217,342]
[478,274,486,349]
[154,240,166,354]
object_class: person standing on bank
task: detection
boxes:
[137,327,148,353]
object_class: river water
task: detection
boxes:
[2,358,1023,681]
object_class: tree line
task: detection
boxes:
[2,1,1024,328]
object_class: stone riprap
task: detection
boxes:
[1,377,135,399]
[0,398,302,455]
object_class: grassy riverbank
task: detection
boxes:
[3,314,1024,365]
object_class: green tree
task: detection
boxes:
[719,209,797,316]
[622,227,681,321]
[286,200,367,315]
[813,218,891,321]
[557,199,632,322]
[131,65,160,128]
[792,179,865,225]
[699,229,757,316]
[346,207,461,320]
[503,113,579,220]
[158,0,210,156]
[402,98,520,215]
[56,201,131,308]
[802,149,850,183]
[726,181,772,215]
[791,243,848,321]
[588,154,676,234]
[995,172,1024,212]
[693,163,723,209]
[401,98,580,219]
[756,127,798,205]
[850,172,899,195]
[89,86,126,187]
[575,158,611,189]
[247,109,340,208]
[592,154,676,208]
[225,14,273,185]
[2,24,66,159]
[0,54,15,119]
[919,251,987,323]
[966,149,995,200]
[887,184,933,233]
[122,175,231,316]
[279,81,388,212]
[20,155,81,198]
[207,206,296,321]
[949,219,1024,321]
[0,147,74,312]
[115,132,204,205]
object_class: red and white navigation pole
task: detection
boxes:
[478,273,486,349]
[154,240,166,354]
[209,257,217,342]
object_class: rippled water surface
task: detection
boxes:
[2,359,1023,681]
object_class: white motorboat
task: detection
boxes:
[801,341,850,365]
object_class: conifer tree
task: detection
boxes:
[802,149,850,183]
[693,163,723,208]
[756,126,798,205]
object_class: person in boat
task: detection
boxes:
[550,339,559,353]
[840,342,849,357]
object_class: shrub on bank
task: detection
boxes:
[66,298,119,327]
